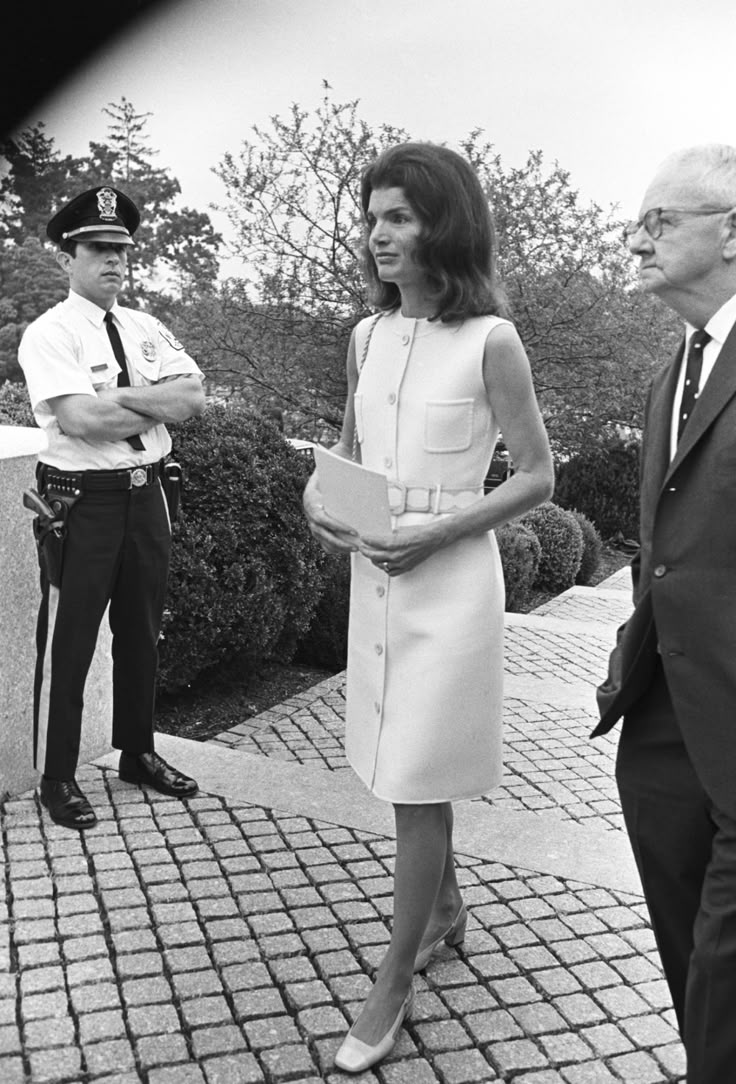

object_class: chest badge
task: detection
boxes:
[140,341,157,362]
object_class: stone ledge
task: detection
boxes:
[95,733,642,896]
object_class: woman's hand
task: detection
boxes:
[359,521,447,577]
[303,471,360,555]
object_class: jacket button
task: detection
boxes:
[653,565,667,578]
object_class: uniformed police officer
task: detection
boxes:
[19,185,206,830]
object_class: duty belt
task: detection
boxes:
[387,482,483,515]
[41,461,163,494]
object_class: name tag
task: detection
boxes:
[91,364,108,373]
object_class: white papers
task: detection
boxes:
[313,445,391,537]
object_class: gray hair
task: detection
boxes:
[659,144,736,205]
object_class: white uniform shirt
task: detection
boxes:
[670,291,736,460]
[19,290,203,470]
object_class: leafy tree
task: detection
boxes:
[51,98,222,305]
[210,93,410,434]
[0,98,224,385]
[0,237,67,382]
[462,134,680,453]
[1,98,222,310]
[0,124,77,243]
[213,89,679,452]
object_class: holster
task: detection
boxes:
[161,460,182,523]
[33,467,83,588]
[33,516,65,588]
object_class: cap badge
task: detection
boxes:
[97,187,118,221]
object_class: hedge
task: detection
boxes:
[496,522,542,612]
[555,435,640,539]
[519,501,584,593]
[159,405,327,692]
[569,508,603,585]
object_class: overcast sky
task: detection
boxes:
[22,0,736,243]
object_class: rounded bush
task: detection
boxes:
[496,522,542,612]
[295,552,351,671]
[0,380,34,426]
[570,509,603,585]
[555,435,640,539]
[159,404,326,692]
[519,501,584,593]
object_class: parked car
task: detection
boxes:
[287,437,317,466]
[484,439,513,491]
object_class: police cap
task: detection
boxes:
[46,186,140,246]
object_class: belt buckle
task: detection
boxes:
[386,482,406,514]
[130,467,148,488]
[406,486,432,513]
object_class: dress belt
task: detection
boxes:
[387,482,483,515]
[41,461,163,494]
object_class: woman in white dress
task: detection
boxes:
[303,143,553,1073]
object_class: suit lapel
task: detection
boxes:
[645,341,683,493]
[664,321,736,483]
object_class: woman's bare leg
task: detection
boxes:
[346,801,447,1044]
[417,802,465,948]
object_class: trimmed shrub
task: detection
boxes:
[519,501,584,593]
[0,381,35,426]
[570,509,603,585]
[555,435,640,539]
[159,404,326,692]
[295,553,351,671]
[496,522,542,612]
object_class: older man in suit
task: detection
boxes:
[594,144,736,1083]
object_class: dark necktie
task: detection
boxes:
[104,312,145,450]
[677,329,710,443]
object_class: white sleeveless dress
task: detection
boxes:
[345,309,508,803]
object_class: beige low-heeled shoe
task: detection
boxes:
[413,902,468,972]
[334,986,414,1073]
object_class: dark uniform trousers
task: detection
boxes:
[616,657,736,1084]
[34,481,171,780]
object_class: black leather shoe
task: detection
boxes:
[40,777,97,830]
[118,751,198,797]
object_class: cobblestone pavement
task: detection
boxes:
[1,568,689,1083]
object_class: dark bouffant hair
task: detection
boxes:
[360,142,509,323]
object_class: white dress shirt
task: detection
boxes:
[670,291,736,460]
[19,291,203,470]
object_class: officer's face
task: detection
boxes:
[57,242,128,309]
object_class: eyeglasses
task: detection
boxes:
[623,206,733,243]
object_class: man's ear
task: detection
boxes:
[722,208,736,260]
[55,250,71,273]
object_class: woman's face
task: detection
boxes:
[366,186,426,291]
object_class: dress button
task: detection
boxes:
[653,565,667,578]
[374,701,381,714]
[384,456,392,468]
[401,334,410,345]
[376,585,385,598]
[375,643,383,655]
[388,392,396,405]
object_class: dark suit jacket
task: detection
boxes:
[594,318,736,815]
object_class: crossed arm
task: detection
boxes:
[49,375,206,441]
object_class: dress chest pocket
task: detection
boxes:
[424,399,474,453]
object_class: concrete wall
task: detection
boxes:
[0,426,113,800]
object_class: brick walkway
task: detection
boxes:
[0,566,688,1083]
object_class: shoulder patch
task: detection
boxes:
[156,320,185,351]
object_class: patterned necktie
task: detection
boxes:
[677,329,710,443]
[104,312,145,450]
